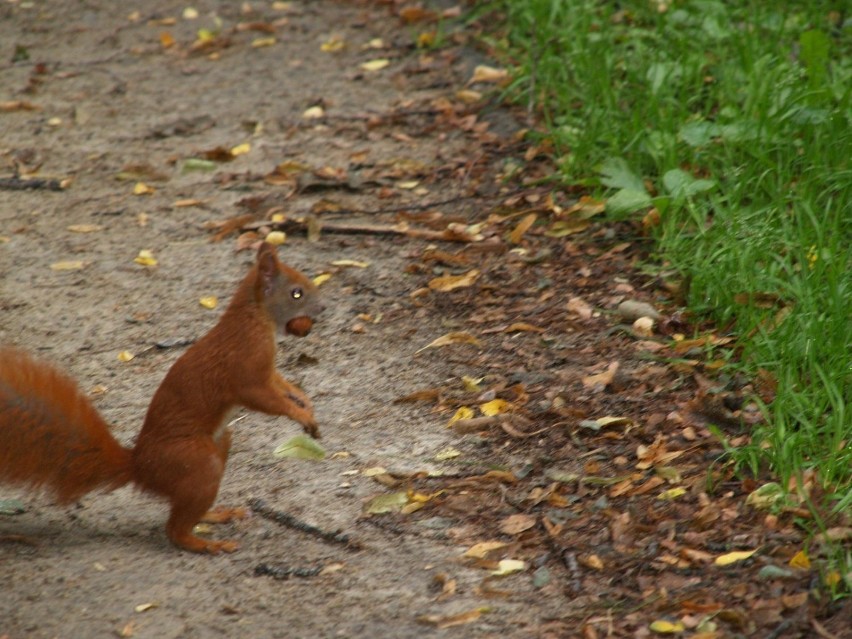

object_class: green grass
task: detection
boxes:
[487,0,851,588]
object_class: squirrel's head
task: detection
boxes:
[255,242,323,337]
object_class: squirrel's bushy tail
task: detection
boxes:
[0,348,133,504]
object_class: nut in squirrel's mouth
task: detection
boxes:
[285,316,313,337]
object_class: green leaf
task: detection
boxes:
[0,499,26,515]
[365,491,409,514]
[605,188,652,217]
[598,157,646,192]
[662,169,716,199]
[273,434,326,461]
[678,120,720,147]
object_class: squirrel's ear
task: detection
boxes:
[255,242,280,297]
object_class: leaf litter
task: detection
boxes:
[0,1,848,637]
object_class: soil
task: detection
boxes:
[0,1,848,638]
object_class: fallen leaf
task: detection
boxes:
[714,549,757,566]
[649,620,685,634]
[331,259,369,268]
[788,550,810,570]
[499,514,536,535]
[251,37,276,48]
[504,322,544,333]
[582,361,620,389]
[364,491,409,514]
[272,435,326,460]
[302,106,325,119]
[134,249,158,267]
[491,559,526,576]
[50,260,88,271]
[461,376,482,392]
[463,541,507,559]
[428,269,479,292]
[567,297,594,319]
[117,350,134,362]
[230,142,251,156]
[469,65,508,84]
[360,58,389,72]
[417,332,481,353]
[480,399,512,416]
[133,181,155,195]
[447,406,475,426]
[657,487,687,501]
[265,231,287,245]
[418,607,489,629]
[67,224,102,233]
[509,213,537,244]
[199,296,217,309]
[435,447,461,461]
[313,273,332,286]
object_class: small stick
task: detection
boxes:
[249,498,362,550]
[254,563,323,580]
[0,176,64,191]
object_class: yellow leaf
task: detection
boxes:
[160,31,175,49]
[251,37,276,48]
[133,182,154,195]
[320,36,345,52]
[265,231,286,245]
[417,332,481,353]
[490,559,526,576]
[182,7,199,19]
[134,249,157,267]
[361,466,388,477]
[823,571,841,587]
[461,376,482,392]
[447,406,474,426]
[199,296,218,309]
[313,273,332,286]
[435,447,461,461]
[657,487,687,501]
[469,65,508,84]
[331,259,369,268]
[302,106,325,119]
[789,550,811,570]
[714,549,757,566]
[463,541,507,559]
[67,224,102,233]
[360,58,390,72]
[509,213,537,244]
[134,602,157,613]
[480,399,512,416]
[230,142,251,156]
[649,620,685,634]
[428,269,479,292]
[50,260,88,271]
[117,350,135,362]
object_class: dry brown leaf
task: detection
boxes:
[509,213,537,244]
[428,269,480,292]
[567,297,593,320]
[582,361,620,389]
[416,332,481,353]
[499,514,537,535]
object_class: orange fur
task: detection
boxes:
[0,243,322,554]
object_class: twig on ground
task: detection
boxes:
[249,497,362,550]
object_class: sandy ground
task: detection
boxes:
[0,1,532,637]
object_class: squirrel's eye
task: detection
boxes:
[291,287,303,300]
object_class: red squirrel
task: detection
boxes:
[0,242,322,554]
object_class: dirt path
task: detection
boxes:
[1,2,848,638]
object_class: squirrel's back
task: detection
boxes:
[0,348,133,504]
